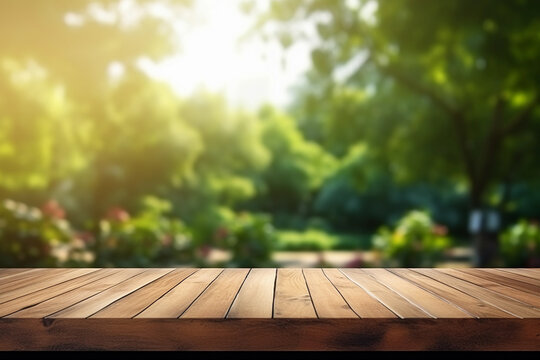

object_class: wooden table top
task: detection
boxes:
[1,268,539,350]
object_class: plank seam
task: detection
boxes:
[321,268,360,318]
[301,268,320,319]
[177,268,225,318]
[443,269,540,309]
[388,269,478,319]
[410,269,524,318]
[86,269,176,318]
[225,269,252,319]
[43,270,146,318]
[271,268,277,319]
[0,269,121,318]
[456,269,540,296]
[0,269,102,305]
[336,268,400,318]
[498,269,540,281]
[130,269,200,318]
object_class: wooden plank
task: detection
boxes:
[479,269,540,289]
[0,269,64,294]
[365,269,471,318]
[444,269,540,307]
[463,269,540,294]
[49,269,172,318]
[273,268,317,319]
[0,269,99,304]
[181,268,249,319]
[324,269,396,318]
[0,269,35,281]
[137,268,222,318]
[8,269,144,318]
[1,318,539,350]
[498,268,540,280]
[341,269,430,318]
[303,269,357,318]
[390,269,513,318]
[227,269,275,319]
[415,269,540,318]
[0,269,116,317]
[92,268,197,318]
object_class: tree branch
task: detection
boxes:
[372,61,477,185]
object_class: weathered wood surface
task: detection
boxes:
[0,268,539,350]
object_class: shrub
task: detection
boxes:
[224,212,275,267]
[499,220,540,267]
[0,199,82,267]
[372,210,451,267]
[93,197,192,267]
[276,229,337,251]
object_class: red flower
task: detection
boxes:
[432,224,448,236]
[41,200,66,220]
[198,244,212,259]
[76,231,95,245]
[106,207,130,222]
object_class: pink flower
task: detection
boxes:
[432,224,448,236]
[198,244,212,259]
[41,200,66,220]
[106,207,130,222]
[76,231,95,245]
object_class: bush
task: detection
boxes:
[223,212,275,267]
[93,197,193,267]
[372,210,451,267]
[276,229,337,251]
[499,220,540,267]
[0,199,89,267]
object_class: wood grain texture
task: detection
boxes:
[0,269,116,317]
[273,268,317,318]
[1,268,539,350]
[8,269,144,318]
[390,269,513,318]
[92,268,197,318]
[443,268,540,307]
[137,268,222,318]
[50,269,172,318]
[490,269,540,287]
[0,269,66,295]
[323,269,396,318]
[227,268,275,318]
[303,268,358,318]
[499,268,540,280]
[365,269,471,318]
[0,269,36,282]
[0,318,538,350]
[341,269,430,318]
[459,268,540,294]
[0,269,98,304]
[181,268,249,318]
[415,269,540,318]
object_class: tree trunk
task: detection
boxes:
[469,187,499,267]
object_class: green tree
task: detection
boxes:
[0,0,196,220]
[254,106,336,221]
[251,0,540,264]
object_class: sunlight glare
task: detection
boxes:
[139,0,311,109]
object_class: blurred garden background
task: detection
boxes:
[0,0,539,268]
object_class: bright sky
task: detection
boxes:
[138,0,313,109]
